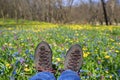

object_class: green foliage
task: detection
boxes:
[0,20,120,80]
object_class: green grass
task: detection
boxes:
[0,19,120,80]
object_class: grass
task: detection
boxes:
[0,19,120,80]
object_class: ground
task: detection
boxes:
[0,19,120,80]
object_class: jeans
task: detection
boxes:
[29,70,81,80]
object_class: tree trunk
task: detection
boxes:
[101,0,109,25]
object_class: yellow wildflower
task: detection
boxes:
[65,39,68,41]
[4,43,8,46]
[8,28,12,30]
[75,33,79,36]
[25,64,28,67]
[27,37,30,40]
[53,43,57,46]
[83,47,87,51]
[61,48,64,50]
[110,75,112,79]
[87,52,90,55]
[52,56,55,60]
[21,39,23,41]
[24,68,30,72]
[6,63,10,67]
[110,39,114,42]
[70,40,73,43]
[115,50,119,53]
[21,43,24,46]
[6,63,11,68]
[83,53,89,58]
[8,43,12,46]
[105,55,110,59]
[111,46,114,49]
[105,70,109,73]
[56,58,61,62]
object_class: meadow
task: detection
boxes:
[0,19,120,80]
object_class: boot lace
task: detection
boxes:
[37,46,55,73]
[67,50,81,72]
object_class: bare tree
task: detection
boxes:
[0,0,120,25]
[101,0,109,25]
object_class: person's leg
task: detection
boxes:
[58,70,81,80]
[30,41,56,80]
[29,72,55,80]
[58,44,83,80]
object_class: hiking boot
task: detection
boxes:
[64,44,83,72]
[34,41,54,73]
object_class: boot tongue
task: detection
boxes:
[40,46,45,51]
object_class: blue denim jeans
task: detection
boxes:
[29,70,81,80]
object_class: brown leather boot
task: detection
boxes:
[34,41,55,73]
[64,44,83,72]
